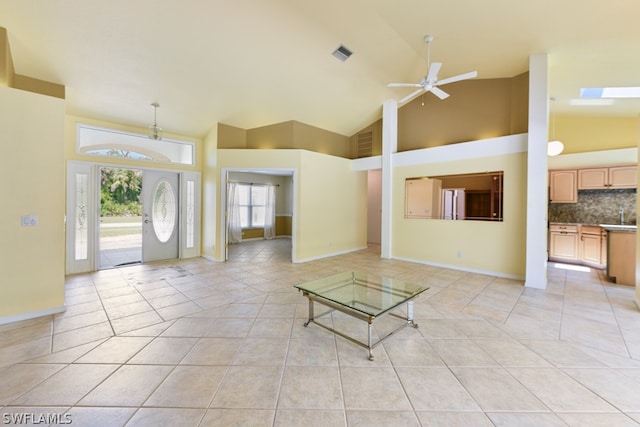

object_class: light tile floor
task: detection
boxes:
[1,239,640,426]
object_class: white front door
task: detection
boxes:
[142,170,179,262]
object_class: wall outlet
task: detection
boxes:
[457,250,463,258]
[21,215,38,227]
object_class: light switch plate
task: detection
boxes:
[21,215,38,226]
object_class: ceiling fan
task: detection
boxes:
[388,35,478,103]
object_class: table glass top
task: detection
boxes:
[294,271,428,317]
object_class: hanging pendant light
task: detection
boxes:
[547,98,564,156]
[148,103,163,140]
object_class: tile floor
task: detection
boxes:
[1,239,640,426]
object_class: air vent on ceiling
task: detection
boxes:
[332,44,353,62]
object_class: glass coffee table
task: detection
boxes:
[294,271,428,360]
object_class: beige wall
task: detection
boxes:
[352,73,529,155]
[218,120,351,158]
[0,87,66,320]
[217,123,247,149]
[392,150,528,278]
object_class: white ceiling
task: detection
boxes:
[2,0,640,139]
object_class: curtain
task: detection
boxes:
[227,182,243,244]
[264,184,276,240]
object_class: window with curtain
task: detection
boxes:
[237,184,267,228]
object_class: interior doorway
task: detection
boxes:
[223,169,295,262]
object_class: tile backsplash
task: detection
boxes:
[548,189,637,225]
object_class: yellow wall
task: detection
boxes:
[555,115,639,153]
[392,150,528,278]
[0,86,66,319]
[1,27,64,99]
[297,150,368,260]
[202,127,218,259]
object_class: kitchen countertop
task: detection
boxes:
[599,224,637,232]
[549,222,637,232]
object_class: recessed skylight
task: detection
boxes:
[332,44,353,62]
[580,87,640,98]
[569,98,615,106]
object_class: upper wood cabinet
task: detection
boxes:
[549,170,577,203]
[609,166,637,188]
[405,178,442,218]
[578,165,637,189]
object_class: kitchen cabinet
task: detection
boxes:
[549,170,577,203]
[580,225,603,266]
[606,229,636,286]
[600,230,607,265]
[609,166,637,188]
[549,224,579,261]
[405,177,442,218]
[578,165,637,189]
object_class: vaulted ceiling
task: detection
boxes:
[2,0,640,138]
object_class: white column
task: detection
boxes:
[635,114,640,308]
[381,99,398,259]
[525,54,549,289]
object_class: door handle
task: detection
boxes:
[144,219,152,224]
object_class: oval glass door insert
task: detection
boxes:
[152,179,176,242]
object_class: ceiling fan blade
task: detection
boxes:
[437,70,478,86]
[399,88,425,104]
[426,62,442,82]
[430,86,450,100]
[388,83,422,88]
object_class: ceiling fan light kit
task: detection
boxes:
[388,35,478,104]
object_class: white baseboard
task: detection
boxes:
[294,246,368,264]
[0,306,66,326]
[392,255,525,281]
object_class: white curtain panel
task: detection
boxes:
[227,182,243,244]
[264,184,276,239]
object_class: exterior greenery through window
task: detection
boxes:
[237,184,267,228]
[100,168,142,216]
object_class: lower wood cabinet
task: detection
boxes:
[549,224,606,267]
[580,225,603,265]
[549,224,579,260]
[607,231,636,285]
